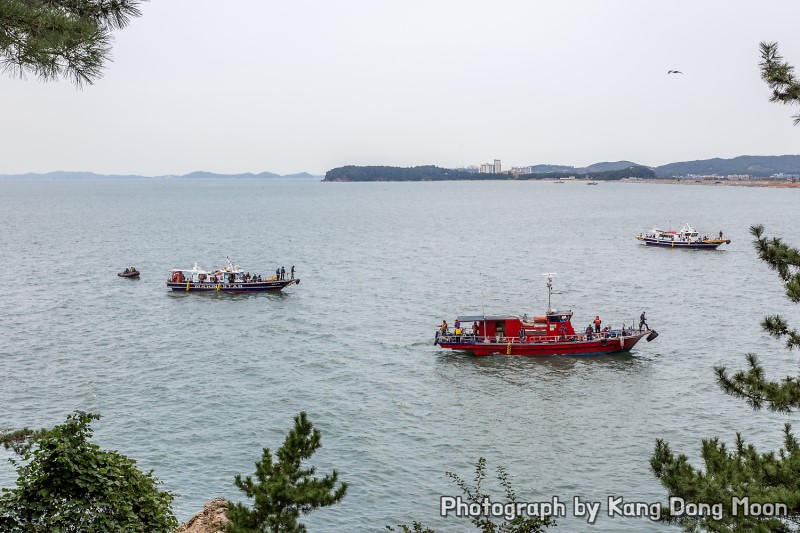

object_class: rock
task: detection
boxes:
[176,498,230,533]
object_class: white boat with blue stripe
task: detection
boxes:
[636,224,730,249]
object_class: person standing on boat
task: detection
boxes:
[594,315,602,333]
[281,266,285,280]
[291,265,295,279]
[719,230,723,239]
[585,325,593,340]
[472,321,479,336]
[639,311,649,332]
[276,267,280,280]
[441,320,448,334]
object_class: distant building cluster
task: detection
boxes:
[684,174,754,181]
[511,166,533,175]
[675,173,800,181]
[476,159,534,176]
[479,159,502,174]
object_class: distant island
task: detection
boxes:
[324,164,655,182]
[323,155,800,182]
[0,171,322,180]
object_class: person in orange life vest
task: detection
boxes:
[594,315,602,333]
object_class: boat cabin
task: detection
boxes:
[456,310,576,341]
[652,224,701,242]
[169,262,245,284]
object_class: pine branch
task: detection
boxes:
[715,355,800,413]
[0,0,143,87]
[760,42,800,125]
[227,412,347,533]
[1,428,43,457]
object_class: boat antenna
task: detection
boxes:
[480,271,486,340]
[542,273,557,313]
[479,271,485,317]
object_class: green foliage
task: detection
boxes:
[651,224,800,531]
[0,0,143,87]
[518,165,654,181]
[0,426,50,456]
[652,426,800,532]
[386,522,437,533]
[751,224,800,307]
[323,164,655,182]
[388,457,555,533]
[760,42,800,125]
[715,353,800,414]
[714,225,800,413]
[650,47,800,531]
[324,165,485,182]
[226,412,347,533]
[0,411,177,532]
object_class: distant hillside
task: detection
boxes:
[282,172,318,179]
[323,164,654,182]
[527,161,641,174]
[0,171,321,180]
[529,164,575,173]
[654,155,800,177]
[0,171,146,180]
[324,165,487,182]
[519,165,654,181]
[180,171,281,179]
[581,161,640,173]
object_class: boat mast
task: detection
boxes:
[543,273,556,313]
[480,271,486,340]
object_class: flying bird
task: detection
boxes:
[667,70,683,74]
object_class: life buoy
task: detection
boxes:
[600,337,608,346]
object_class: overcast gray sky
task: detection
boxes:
[3,0,800,176]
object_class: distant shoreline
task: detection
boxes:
[624,178,800,188]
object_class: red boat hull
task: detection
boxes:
[438,331,648,357]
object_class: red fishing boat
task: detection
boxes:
[435,274,657,357]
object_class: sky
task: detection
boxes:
[3,0,800,176]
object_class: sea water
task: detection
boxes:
[1,178,798,531]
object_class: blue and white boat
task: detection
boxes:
[636,224,730,249]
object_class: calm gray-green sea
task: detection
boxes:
[1,178,799,531]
